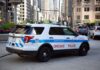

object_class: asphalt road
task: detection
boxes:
[0,39,100,70]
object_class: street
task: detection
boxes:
[0,39,100,70]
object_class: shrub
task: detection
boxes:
[0,22,15,33]
[0,22,15,30]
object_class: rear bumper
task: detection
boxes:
[6,47,38,56]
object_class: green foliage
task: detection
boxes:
[0,22,15,30]
[27,20,35,24]
[43,20,52,24]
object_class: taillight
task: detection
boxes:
[24,36,33,43]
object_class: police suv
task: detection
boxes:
[6,24,90,62]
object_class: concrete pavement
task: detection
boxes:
[0,39,100,70]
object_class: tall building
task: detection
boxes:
[16,0,34,24]
[73,0,100,26]
[34,0,62,22]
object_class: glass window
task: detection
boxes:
[84,15,89,19]
[95,7,100,11]
[84,7,90,11]
[84,0,90,2]
[49,27,65,35]
[95,15,100,19]
[96,0,100,2]
[77,8,81,12]
[33,27,44,35]
[97,27,100,30]
[77,0,82,2]
[11,25,32,34]
[63,28,77,36]
[49,27,77,36]
[77,15,80,19]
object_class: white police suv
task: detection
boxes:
[6,24,90,62]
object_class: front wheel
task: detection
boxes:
[79,44,89,56]
[37,47,51,62]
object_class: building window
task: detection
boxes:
[95,15,100,19]
[95,7,100,11]
[77,15,80,19]
[84,15,89,19]
[96,0,100,2]
[77,8,81,12]
[77,0,81,2]
[84,7,90,11]
[84,0,90,2]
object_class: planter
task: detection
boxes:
[0,29,11,34]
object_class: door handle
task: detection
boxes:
[49,37,53,39]
[66,37,70,39]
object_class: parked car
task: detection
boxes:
[77,26,89,36]
[89,26,100,39]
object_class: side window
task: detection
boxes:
[49,27,65,35]
[33,27,44,35]
[63,28,77,36]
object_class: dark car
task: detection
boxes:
[77,26,89,35]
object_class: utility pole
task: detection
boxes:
[59,0,60,18]
[5,0,8,23]
[64,0,67,20]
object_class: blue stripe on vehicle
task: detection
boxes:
[20,43,23,47]
[29,39,88,43]
[21,37,24,43]
[15,43,19,47]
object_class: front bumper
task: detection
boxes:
[6,47,38,56]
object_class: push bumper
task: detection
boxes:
[6,47,38,56]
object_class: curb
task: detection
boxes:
[0,41,7,43]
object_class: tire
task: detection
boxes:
[37,47,51,62]
[79,44,89,56]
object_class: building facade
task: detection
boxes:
[0,0,6,23]
[73,0,100,26]
[16,0,34,24]
[34,0,62,22]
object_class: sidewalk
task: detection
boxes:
[0,42,10,58]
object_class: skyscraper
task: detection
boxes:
[16,0,34,24]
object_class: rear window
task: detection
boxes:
[11,25,32,34]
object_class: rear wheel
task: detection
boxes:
[79,44,89,56]
[37,47,51,62]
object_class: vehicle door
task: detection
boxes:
[63,27,80,49]
[49,27,66,50]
